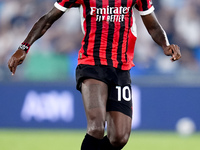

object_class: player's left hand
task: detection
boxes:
[163,44,181,62]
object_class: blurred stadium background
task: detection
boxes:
[0,0,200,149]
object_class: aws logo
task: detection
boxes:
[21,90,74,122]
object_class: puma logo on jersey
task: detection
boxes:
[149,0,153,5]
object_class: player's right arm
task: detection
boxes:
[8,7,64,75]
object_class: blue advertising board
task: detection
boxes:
[0,82,86,129]
[0,82,199,131]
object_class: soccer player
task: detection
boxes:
[8,0,181,149]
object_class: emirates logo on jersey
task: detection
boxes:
[90,6,130,22]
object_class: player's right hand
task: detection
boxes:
[8,49,27,75]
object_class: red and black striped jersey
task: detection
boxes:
[55,0,154,70]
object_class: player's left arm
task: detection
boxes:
[141,12,181,61]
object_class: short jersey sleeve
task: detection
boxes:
[54,0,81,12]
[135,0,154,16]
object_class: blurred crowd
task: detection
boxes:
[0,0,200,85]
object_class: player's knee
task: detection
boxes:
[109,132,129,147]
[87,124,105,138]
[86,110,106,138]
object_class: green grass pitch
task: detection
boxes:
[0,129,199,150]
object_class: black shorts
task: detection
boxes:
[76,64,132,118]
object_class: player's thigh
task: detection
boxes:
[106,84,132,144]
[106,111,132,144]
[81,78,108,124]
